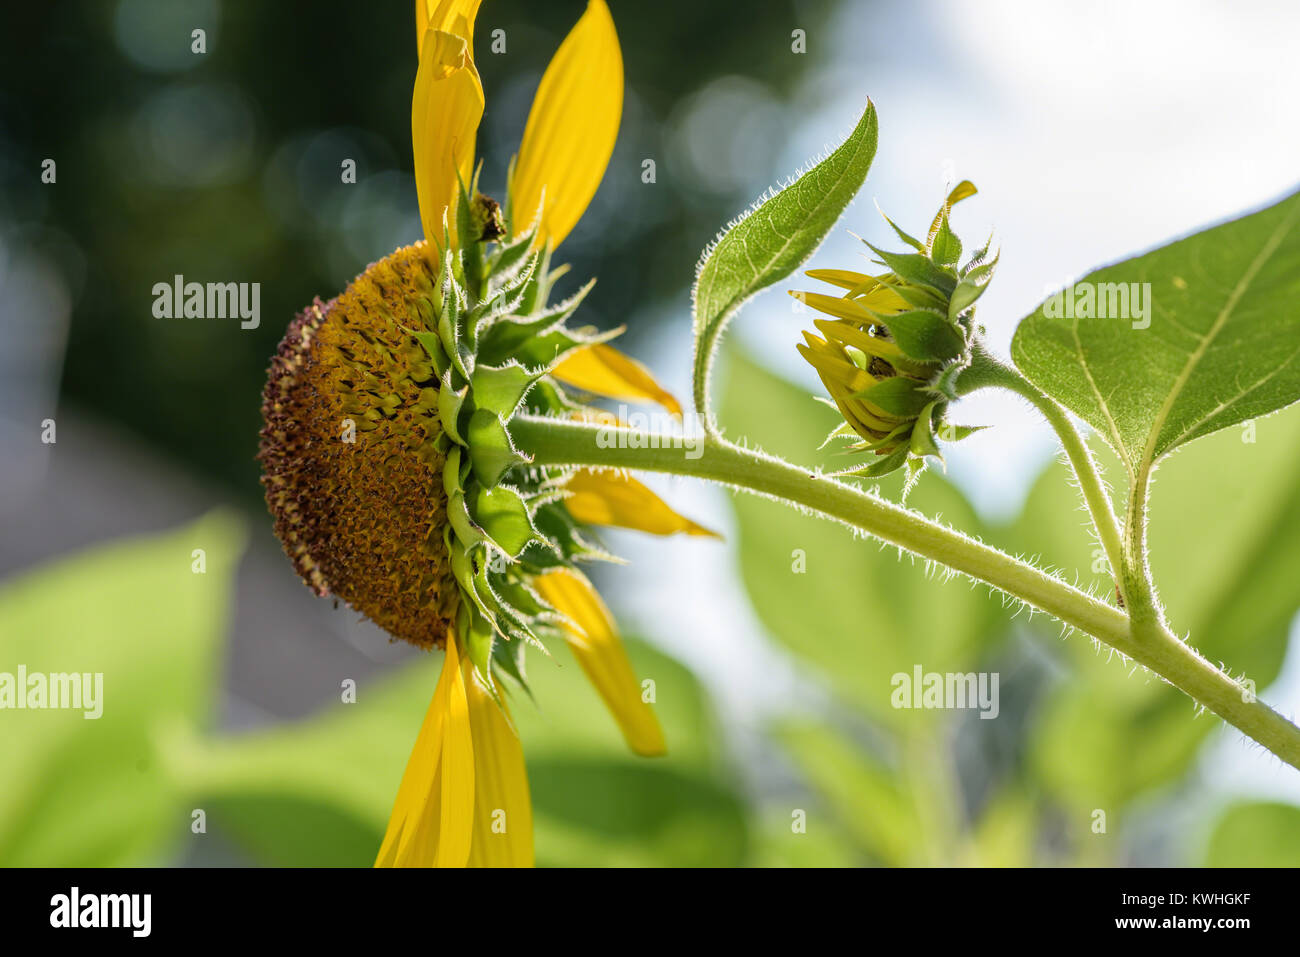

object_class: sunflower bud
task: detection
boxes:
[791,181,995,479]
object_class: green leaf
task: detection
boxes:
[1205,802,1300,866]
[691,101,878,419]
[0,513,245,865]
[1011,190,1300,470]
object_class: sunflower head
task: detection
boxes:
[791,180,996,481]
[260,193,702,727]
[259,244,454,648]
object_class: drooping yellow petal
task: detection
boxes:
[376,634,475,867]
[416,0,483,55]
[465,660,534,867]
[533,569,666,757]
[375,671,445,866]
[565,469,719,539]
[434,635,474,867]
[551,343,682,416]
[509,0,623,246]
[412,28,484,250]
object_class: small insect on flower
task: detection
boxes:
[258,0,716,868]
[791,181,996,485]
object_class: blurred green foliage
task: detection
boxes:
[0,516,748,866]
[1206,803,1300,866]
[0,512,243,865]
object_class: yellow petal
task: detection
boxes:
[805,268,874,290]
[412,29,484,250]
[376,634,475,867]
[465,660,534,867]
[433,635,474,867]
[533,569,666,757]
[417,0,482,55]
[551,343,682,416]
[792,290,878,324]
[374,675,444,866]
[565,469,719,539]
[509,0,623,246]
[812,318,930,378]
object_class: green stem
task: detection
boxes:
[511,414,1300,771]
[960,345,1129,608]
[1122,461,1166,633]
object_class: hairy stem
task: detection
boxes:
[1121,461,1166,632]
[511,413,1300,771]
[960,345,1130,608]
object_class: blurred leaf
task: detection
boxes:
[1029,688,1206,816]
[775,721,921,865]
[1204,801,1300,866]
[750,808,862,867]
[719,348,1003,727]
[174,639,748,866]
[0,512,245,865]
[1011,191,1300,465]
[1006,405,1300,810]
[971,787,1037,867]
[692,101,878,416]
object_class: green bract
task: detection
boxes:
[418,196,630,694]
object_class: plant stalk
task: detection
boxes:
[511,413,1300,771]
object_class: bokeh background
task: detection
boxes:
[3,0,1300,865]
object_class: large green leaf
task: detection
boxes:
[174,638,748,867]
[1205,801,1300,866]
[0,512,245,865]
[719,348,1003,727]
[1012,190,1300,472]
[692,101,878,418]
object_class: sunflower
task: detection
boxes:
[258,0,714,867]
